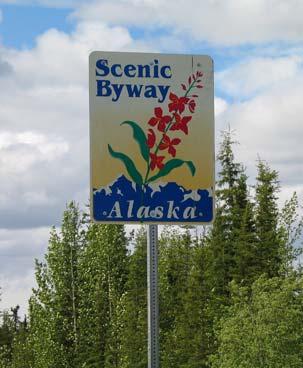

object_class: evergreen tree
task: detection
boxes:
[254,160,282,277]
[0,311,14,367]
[207,130,249,300]
[232,173,259,286]
[159,228,193,368]
[170,237,213,368]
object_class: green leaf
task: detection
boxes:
[147,159,196,183]
[120,120,150,163]
[108,145,143,185]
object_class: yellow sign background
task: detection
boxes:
[89,51,214,191]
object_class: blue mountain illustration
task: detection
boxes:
[93,175,213,223]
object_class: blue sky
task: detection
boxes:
[0,0,302,314]
[0,4,74,48]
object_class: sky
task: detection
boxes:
[0,0,302,315]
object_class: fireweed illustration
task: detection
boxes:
[108,71,203,188]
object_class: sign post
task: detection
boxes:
[147,224,159,368]
[89,51,214,367]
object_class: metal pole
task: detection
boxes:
[147,224,159,368]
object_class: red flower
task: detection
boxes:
[148,107,171,132]
[188,99,196,113]
[150,153,165,170]
[159,134,181,157]
[147,129,156,148]
[170,114,192,135]
[168,93,189,114]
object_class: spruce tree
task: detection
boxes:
[170,237,213,368]
[232,173,259,286]
[0,311,14,367]
[254,160,282,277]
[207,130,251,302]
[159,228,193,368]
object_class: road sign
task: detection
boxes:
[89,51,214,224]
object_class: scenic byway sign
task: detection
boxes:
[89,51,214,224]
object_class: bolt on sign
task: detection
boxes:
[89,51,214,224]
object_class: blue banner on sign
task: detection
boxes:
[93,175,213,223]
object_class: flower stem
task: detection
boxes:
[143,75,199,184]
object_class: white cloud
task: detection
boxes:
[0,130,70,223]
[215,55,303,211]
[74,0,303,46]
[0,131,69,172]
[217,56,303,98]
[3,22,135,90]
[0,226,50,314]
[217,73,303,191]
[215,97,228,116]
[0,272,35,316]
[0,20,155,229]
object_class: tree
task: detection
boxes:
[169,236,214,368]
[118,228,147,368]
[10,317,33,368]
[232,174,259,286]
[29,202,84,368]
[278,192,303,274]
[0,306,32,368]
[204,129,260,356]
[254,160,282,278]
[207,130,251,300]
[212,275,303,368]
[0,311,14,368]
[159,228,194,368]
[77,222,128,368]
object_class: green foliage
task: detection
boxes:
[212,275,303,368]
[206,130,254,309]
[254,160,282,278]
[29,202,84,368]
[10,318,33,368]
[0,311,14,360]
[159,229,194,368]
[160,231,213,368]
[279,192,303,273]
[0,345,11,368]
[2,130,303,368]
[77,222,128,368]
[0,309,31,368]
[118,228,147,368]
